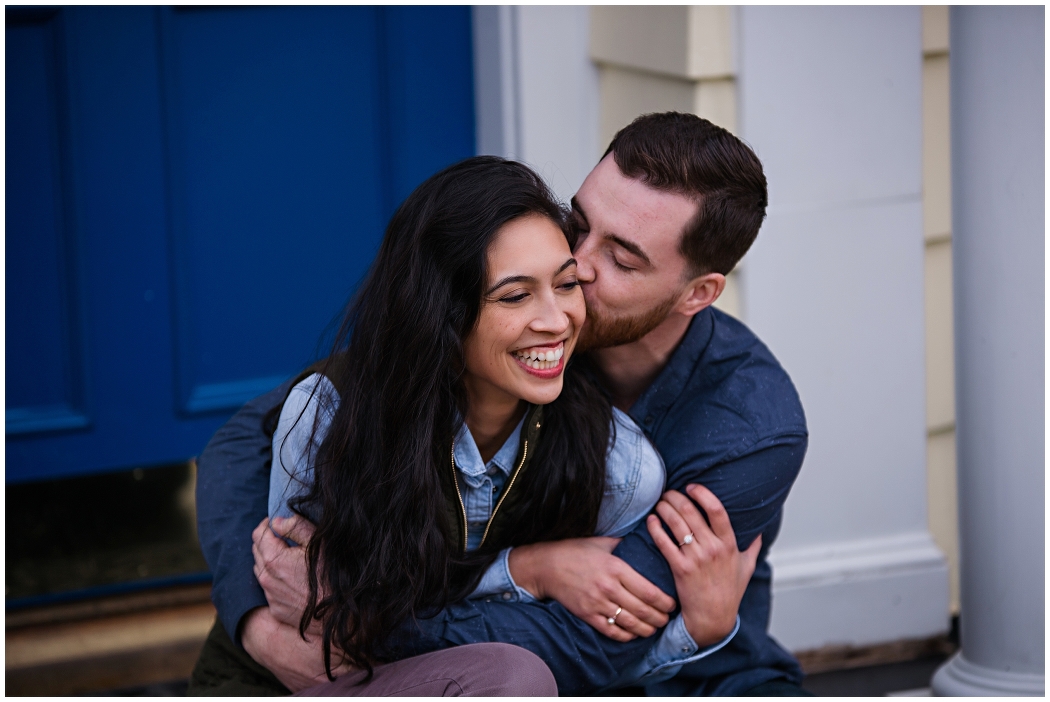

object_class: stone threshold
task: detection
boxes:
[6,584,214,696]
[796,633,957,675]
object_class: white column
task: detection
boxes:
[931,7,1045,696]
[737,7,950,652]
[471,6,599,203]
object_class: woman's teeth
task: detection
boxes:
[513,346,564,370]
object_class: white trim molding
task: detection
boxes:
[768,532,950,652]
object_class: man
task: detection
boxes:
[194,112,808,695]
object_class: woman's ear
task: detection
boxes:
[674,272,727,317]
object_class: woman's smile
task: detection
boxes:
[512,341,566,376]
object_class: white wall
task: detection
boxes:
[472,6,599,204]
[737,6,949,650]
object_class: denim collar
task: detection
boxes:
[628,307,715,435]
[452,413,526,480]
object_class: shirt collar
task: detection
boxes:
[628,307,715,434]
[452,413,526,478]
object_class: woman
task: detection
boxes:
[262,156,669,693]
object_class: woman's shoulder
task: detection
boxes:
[283,373,341,419]
[606,407,664,484]
[596,408,666,537]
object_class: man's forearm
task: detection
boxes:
[205,386,805,686]
[384,438,808,693]
[197,381,292,644]
[386,527,674,694]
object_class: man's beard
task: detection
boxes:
[577,292,680,352]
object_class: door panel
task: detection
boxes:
[160,7,388,414]
[6,10,89,436]
[6,6,475,483]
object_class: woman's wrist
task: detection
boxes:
[507,544,547,600]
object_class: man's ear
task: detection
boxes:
[674,272,726,317]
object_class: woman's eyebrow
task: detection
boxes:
[486,275,535,295]
[486,259,576,295]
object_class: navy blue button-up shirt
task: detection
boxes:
[196,306,807,696]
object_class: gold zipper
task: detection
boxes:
[449,438,529,550]
[449,443,469,553]
[480,440,527,548]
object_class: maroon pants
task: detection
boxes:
[294,643,558,697]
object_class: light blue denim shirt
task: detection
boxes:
[269,373,736,683]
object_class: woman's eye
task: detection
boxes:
[558,279,580,291]
[500,292,529,303]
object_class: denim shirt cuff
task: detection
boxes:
[468,547,538,603]
[603,614,740,689]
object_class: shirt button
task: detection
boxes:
[492,485,498,494]
[486,466,498,476]
[502,592,512,600]
[682,646,690,653]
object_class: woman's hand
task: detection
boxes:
[508,537,676,642]
[252,515,319,634]
[647,484,761,648]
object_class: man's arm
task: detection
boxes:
[196,380,291,645]
[382,434,807,694]
[204,385,804,690]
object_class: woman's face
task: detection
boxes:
[462,213,585,408]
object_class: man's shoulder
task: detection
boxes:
[669,308,807,448]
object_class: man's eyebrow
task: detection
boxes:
[570,197,589,225]
[486,275,536,295]
[606,234,652,266]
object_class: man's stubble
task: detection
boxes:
[577,291,680,353]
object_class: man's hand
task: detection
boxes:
[509,537,676,643]
[647,484,761,647]
[252,516,318,633]
[241,606,352,692]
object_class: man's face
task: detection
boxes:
[572,155,700,350]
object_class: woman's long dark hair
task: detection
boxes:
[290,157,612,677]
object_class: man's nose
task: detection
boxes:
[574,241,597,283]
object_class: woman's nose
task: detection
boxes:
[531,296,571,334]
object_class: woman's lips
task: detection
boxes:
[512,353,565,379]
[512,342,566,378]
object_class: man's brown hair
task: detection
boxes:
[604,112,767,276]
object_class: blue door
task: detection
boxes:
[7,6,475,483]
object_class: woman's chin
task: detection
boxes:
[516,377,565,406]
